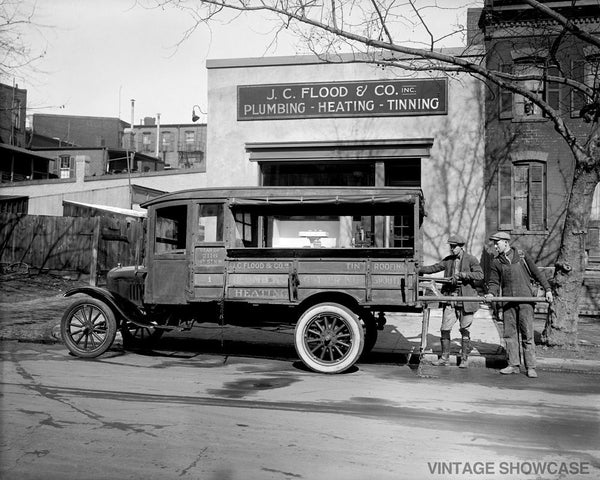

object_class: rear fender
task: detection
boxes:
[64,287,145,327]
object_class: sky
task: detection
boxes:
[10,0,480,125]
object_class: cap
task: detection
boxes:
[489,231,511,241]
[447,234,466,245]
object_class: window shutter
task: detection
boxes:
[571,59,586,118]
[499,64,513,119]
[528,164,545,230]
[499,164,513,229]
[545,65,560,112]
[69,156,75,178]
[53,157,60,177]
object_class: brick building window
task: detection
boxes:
[499,62,560,119]
[12,99,21,130]
[185,131,195,151]
[161,132,173,152]
[571,56,600,117]
[142,132,152,152]
[498,161,546,232]
[58,155,74,179]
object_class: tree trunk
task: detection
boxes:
[543,159,599,346]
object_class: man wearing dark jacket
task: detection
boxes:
[419,235,484,368]
[485,232,553,378]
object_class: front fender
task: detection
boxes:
[64,287,145,326]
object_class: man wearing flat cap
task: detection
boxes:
[486,232,553,378]
[419,234,484,367]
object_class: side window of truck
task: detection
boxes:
[234,211,258,247]
[155,204,187,254]
[198,204,224,242]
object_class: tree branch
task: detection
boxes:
[522,0,600,49]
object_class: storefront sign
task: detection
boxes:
[237,78,447,120]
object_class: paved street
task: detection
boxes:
[1,341,599,480]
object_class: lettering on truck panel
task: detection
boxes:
[300,274,365,287]
[231,261,291,272]
[228,273,288,286]
[229,288,288,299]
[372,262,407,272]
[372,275,403,287]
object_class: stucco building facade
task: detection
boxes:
[204,52,486,263]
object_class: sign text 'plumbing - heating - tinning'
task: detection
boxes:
[237,78,448,120]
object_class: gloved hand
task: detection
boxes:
[484,293,494,302]
[545,291,553,303]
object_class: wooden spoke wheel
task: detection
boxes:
[295,303,364,374]
[61,298,117,358]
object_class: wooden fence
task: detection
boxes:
[0,213,146,281]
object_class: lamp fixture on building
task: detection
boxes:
[191,105,206,122]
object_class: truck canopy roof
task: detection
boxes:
[141,186,424,209]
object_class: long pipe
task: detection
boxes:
[418,295,548,303]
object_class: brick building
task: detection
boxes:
[32,113,128,149]
[0,82,27,147]
[480,0,600,266]
[123,117,207,171]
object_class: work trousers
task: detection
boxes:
[503,302,536,369]
[441,305,473,337]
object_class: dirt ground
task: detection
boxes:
[1,272,599,362]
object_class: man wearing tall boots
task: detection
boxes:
[419,235,484,368]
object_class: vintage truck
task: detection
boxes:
[61,186,425,373]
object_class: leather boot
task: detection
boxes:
[432,333,451,366]
[459,335,472,368]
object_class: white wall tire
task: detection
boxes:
[295,303,364,373]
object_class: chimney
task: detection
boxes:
[466,8,484,46]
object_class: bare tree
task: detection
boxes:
[0,0,45,80]
[142,0,600,346]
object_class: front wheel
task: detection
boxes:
[294,303,364,374]
[61,298,117,357]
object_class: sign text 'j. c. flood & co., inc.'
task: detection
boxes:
[237,78,448,121]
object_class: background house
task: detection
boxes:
[122,117,207,170]
[480,0,600,265]
[31,113,128,149]
[0,82,27,147]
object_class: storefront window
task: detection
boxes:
[262,162,374,186]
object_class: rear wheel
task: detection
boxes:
[61,298,117,357]
[295,302,364,374]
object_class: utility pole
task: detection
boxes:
[128,99,135,209]
[155,113,161,159]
